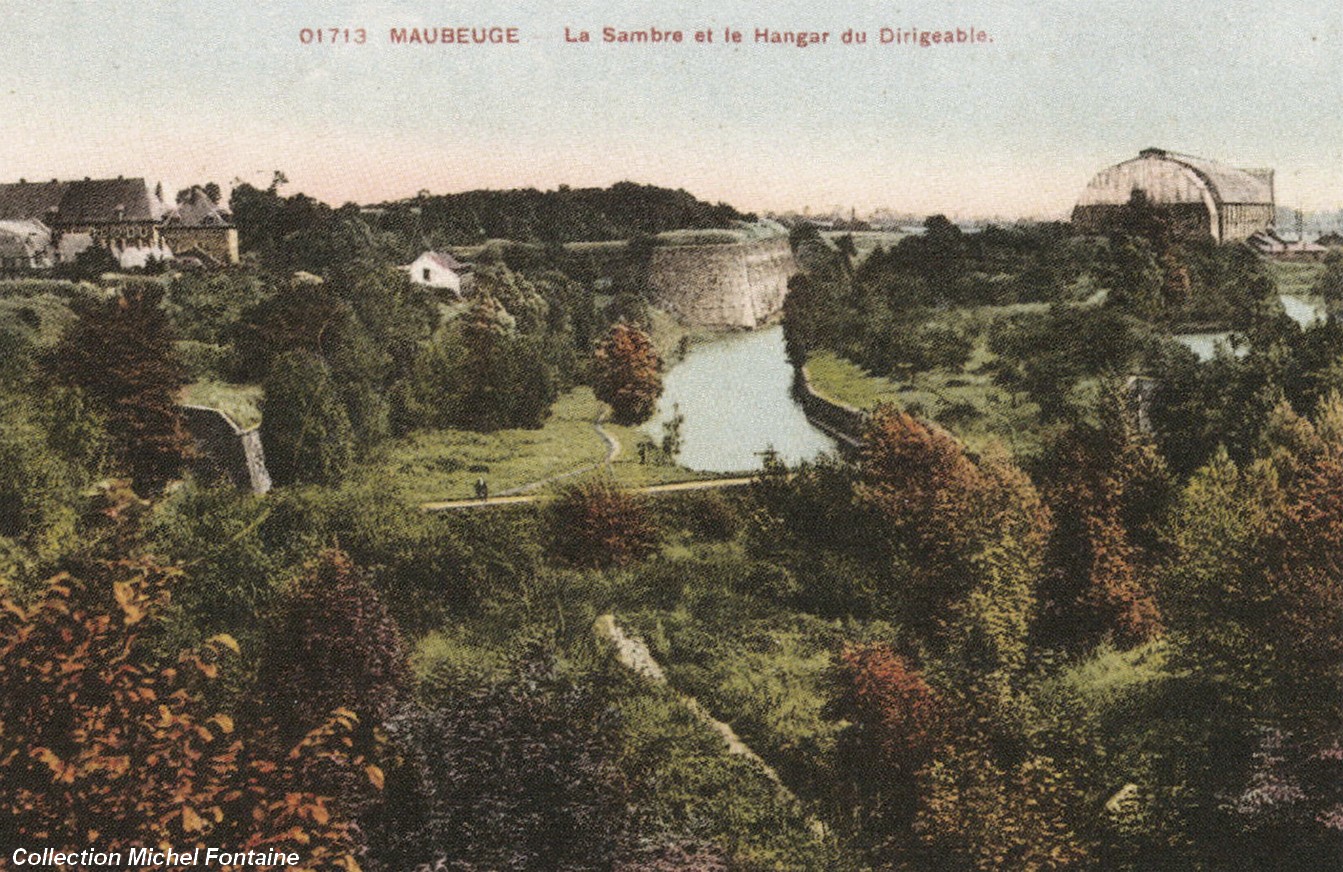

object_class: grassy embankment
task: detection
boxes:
[181,381,263,429]
[804,304,1049,457]
[411,533,851,868]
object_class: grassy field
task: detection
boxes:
[374,386,708,504]
[181,381,263,429]
[1265,259,1326,296]
[805,306,1046,458]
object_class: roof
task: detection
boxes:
[1248,230,1287,253]
[0,177,166,224]
[0,218,51,238]
[418,251,466,271]
[0,180,67,220]
[0,218,51,255]
[55,177,164,223]
[164,186,232,227]
[1155,150,1273,204]
[1077,149,1274,208]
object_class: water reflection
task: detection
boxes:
[1174,294,1327,361]
[647,326,836,472]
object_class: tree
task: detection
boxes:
[548,477,661,568]
[917,733,1089,872]
[1105,236,1165,321]
[51,245,119,281]
[593,322,663,425]
[260,349,355,486]
[254,549,409,745]
[368,652,629,871]
[47,282,193,493]
[0,556,368,867]
[855,406,1052,685]
[231,274,354,380]
[450,294,558,431]
[854,405,983,625]
[1154,393,1343,866]
[1315,251,1343,313]
[827,644,940,848]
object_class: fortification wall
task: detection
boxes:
[182,405,272,494]
[647,236,796,328]
[792,365,865,453]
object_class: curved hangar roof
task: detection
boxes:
[1077,148,1274,208]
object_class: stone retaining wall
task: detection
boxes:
[181,405,271,494]
[793,365,865,452]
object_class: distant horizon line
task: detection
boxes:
[3,171,1340,225]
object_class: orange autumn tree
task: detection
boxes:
[827,643,940,846]
[548,477,661,568]
[854,405,1052,658]
[1036,387,1168,651]
[592,322,662,425]
[0,556,372,870]
[854,405,983,625]
[845,407,1083,870]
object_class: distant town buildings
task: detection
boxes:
[1247,229,1332,262]
[0,177,238,272]
[1073,148,1276,243]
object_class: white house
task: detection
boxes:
[405,250,467,294]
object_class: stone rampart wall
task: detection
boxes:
[647,236,796,328]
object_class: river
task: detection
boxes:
[1174,293,1327,361]
[645,325,836,472]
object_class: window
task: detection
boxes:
[423,268,432,281]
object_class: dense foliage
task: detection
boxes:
[0,553,366,869]
[593,321,663,424]
[46,282,192,492]
[5,183,1342,870]
[370,653,630,871]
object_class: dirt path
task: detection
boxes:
[421,475,755,512]
[418,406,763,512]
[594,410,621,467]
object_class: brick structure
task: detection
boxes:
[161,187,239,266]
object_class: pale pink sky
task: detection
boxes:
[2,1,1341,218]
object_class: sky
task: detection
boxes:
[1,0,1340,219]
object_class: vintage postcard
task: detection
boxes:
[1,1,1340,870]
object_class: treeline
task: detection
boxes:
[228,177,750,274]
[368,180,752,245]
[784,218,1105,377]
[786,213,1283,380]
